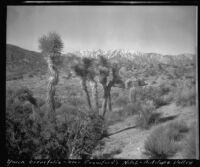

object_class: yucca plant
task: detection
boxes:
[98,55,125,117]
[38,32,63,121]
[72,57,98,112]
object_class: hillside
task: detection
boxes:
[6,44,47,80]
[6,44,195,83]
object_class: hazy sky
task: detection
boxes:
[7,6,197,54]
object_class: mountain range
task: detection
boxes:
[6,44,195,80]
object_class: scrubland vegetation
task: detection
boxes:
[6,32,198,159]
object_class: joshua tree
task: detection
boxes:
[90,76,99,113]
[87,60,100,113]
[98,55,125,117]
[38,32,63,121]
[72,57,97,112]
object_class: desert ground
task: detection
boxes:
[6,44,198,159]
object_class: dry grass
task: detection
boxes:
[181,123,197,159]
[175,86,196,107]
[143,120,189,159]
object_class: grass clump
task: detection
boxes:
[181,123,197,159]
[143,120,189,159]
[175,87,196,107]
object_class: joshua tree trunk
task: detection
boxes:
[108,92,112,112]
[46,56,59,121]
[102,96,108,117]
[101,86,109,117]
[93,80,99,113]
[81,79,92,111]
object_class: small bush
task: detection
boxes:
[144,125,178,159]
[28,74,34,78]
[124,103,139,115]
[105,108,127,126]
[66,95,86,107]
[114,95,129,107]
[166,120,189,142]
[143,120,189,159]
[36,97,45,107]
[129,86,171,110]
[111,91,120,100]
[175,87,196,107]
[153,96,171,108]
[159,83,171,96]
[182,123,197,159]
[136,102,157,129]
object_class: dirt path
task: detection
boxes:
[96,103,196,159]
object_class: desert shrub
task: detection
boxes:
[182,123,197,159]
[6,89,40,159]
[143,86,173,108]
[136,101,157,129]
[36,97,45,107]
[166,120,189,142]
[54,97,62,109]
[129,86,146,102]
[152,81,157,85]
[114,94,129,107]
[144,125,179,159]
[158,83,171,96]
[170,80,178,87]
[111,91,120,100]
[175,87,196,107]
[66,95,86,107]
[143,120,189,159]
[6,88,106,159]
[153,96,171,108]
[105,107,130,126]
[28,74,34,78]
[124,103,139,115]
[6,73,24,81]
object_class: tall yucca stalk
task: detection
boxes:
[38,32,63,121]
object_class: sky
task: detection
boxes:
[7,6,197,55]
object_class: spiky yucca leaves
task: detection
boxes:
[38,32,63,121]
[39,32,63,55]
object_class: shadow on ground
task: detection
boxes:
[157,115,178,124]
[107,125,138,137]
